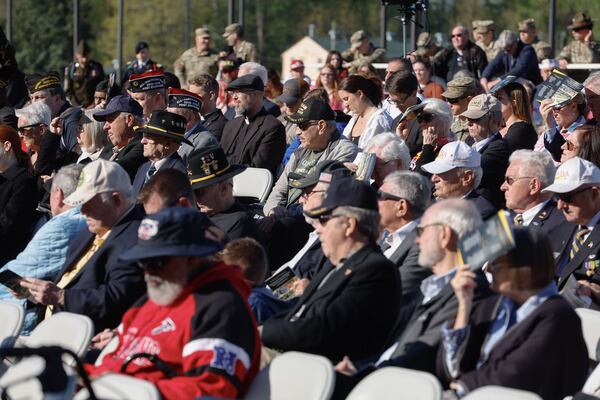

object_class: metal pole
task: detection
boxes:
[410,11,417,53]
[548,0,556,53]
[228,0,235,25]
[380,4,387,50]
[238,0,244,27]
[73,0,80,61]
[184,0,191,49]
[117,0,124,81]
[6,0,12,43]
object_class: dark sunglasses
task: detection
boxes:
[377,189,403,201]
[298,121,318,131]
[136,257,168,271]
[565,140,579,151]
[417,113,435,123]
[446,97,463,104]
[572,26,591,32]
[17,123,42,133]
[557,186,592,203]
[451,34,464,38]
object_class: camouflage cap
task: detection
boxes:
[441,76,478,99]
[350,30,368,49]
[460,94,501,120]
[473,20,495,34]
[518,18,536,32]
[223,23,243,37]
[416,32,432,47]
[195,27,211,38]
[568,12,593,30]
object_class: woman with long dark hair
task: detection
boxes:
[495,81,537,151]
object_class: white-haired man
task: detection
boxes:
[364,132,411,187]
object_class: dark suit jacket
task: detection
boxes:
[392,117,422,158]
[35,129,79,176]
[203,109,228,141]
[434,41,488,82]
[131,153,187,197]
[261,243,401,363]
[481,41,542,85]
[49,206,147,332]
[555,221,600,290]
[437,295,588,400]
[465,191,498,220]
[0,164,38,266]
[511,199,566,237]
[220,107,286,176]
[379,271,491,374]
[476,133,511,210]
[99,133,147,182]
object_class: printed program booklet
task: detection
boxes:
[264,267,300,301]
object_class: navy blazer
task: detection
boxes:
[555,220,600,290]
[465,191,498,220]
[49,206,146,332]
[482,41,542,85]
[262,243,401,363]
[476,133,511,210]
[99,133,147,182]
[131,152,187,197]
[510,199,566,237]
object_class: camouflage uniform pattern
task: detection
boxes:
[451,117,471,143]
[173,48,219,89]
[476,40,502,62]
[234,40,258,62]
[341,44,386,74]
[559,40,600,63]
[64,60,104,107]
[531,39,553,62]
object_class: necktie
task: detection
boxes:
[513,214,524,226]
[570,226,590,260]
[379,231,393,252]
[145,164,157,184]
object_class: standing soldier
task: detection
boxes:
[64,40,104,107]
[473,20,502,62]
[174,27,219,89]
[123,41,162,83]
[559,12,600,82]
[518,19,552,62]
[342,30,386,75]
[222,23,257,62]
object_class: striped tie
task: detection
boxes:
[570,226,590,260]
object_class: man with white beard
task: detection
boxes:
[85,207,261,400]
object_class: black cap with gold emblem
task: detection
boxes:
[188,145,246,189]
[137,110,192,146]
[25,72,62,94]
[285,97,335,124]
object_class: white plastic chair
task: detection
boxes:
[576,308,600,361]
[244,351,334,400]
[94,335,119,366]
[233,167,273,204]
[346,366,442,400]
[0,301,24,349]
[463,385,542,399]
[74,373,161,400]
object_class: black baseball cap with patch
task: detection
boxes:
[285,98,335,124]
[304,176,378,218]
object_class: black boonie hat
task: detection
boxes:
[167,88,202,112]
[285,98,335,124]
[137,110,192,146]
[288,160,352,189]
[25,72,62,94]
[226,74,264,92]
[128,70,165,92]
[119,207,222,262]
[304,176,378,218]
[188,145,246,190]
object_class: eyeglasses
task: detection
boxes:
[504,176,535,185]
[301,189,325,199]
[17,123,42,134]
[556,186,592,203]
[317,214,342,225]
[446,97,463,104]
[136,257,168,271]
[552,102,570,111]
[465,115,487,125]
[417,113,435,123]
[377,189,403,201]
[565,140,580,151]
[298,121,318,131]
[451,34,464,38]
[572,26,590,32]
[416,222,445,236]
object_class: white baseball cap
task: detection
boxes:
[460,94,501,120]
[64,159,132,206]
[542,157,600,194]
[421,141,481,175]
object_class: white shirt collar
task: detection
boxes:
[472,132,498,152]
[384,219,419,258]
[521,200,548,226]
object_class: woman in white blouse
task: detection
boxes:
[339,75,392,149]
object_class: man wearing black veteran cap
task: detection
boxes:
[188,145,264,244]
[26,71,80,154]
[131,110,189,195]
[220,74,286,176]
[128,70,167,119]
[86,207,261,399]
[263,97,357,218]
[166,87,218,161]
[261,177,401,364]
[94,94,147,181]
[123,41,162,83]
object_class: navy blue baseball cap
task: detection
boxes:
[93,95,144,121]
[304,176,378,218]
[119,207,223,262]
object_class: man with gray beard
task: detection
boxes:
[85,207,261,399]
[219,74,286,176]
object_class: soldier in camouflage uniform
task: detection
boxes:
[473,20,502,63]
[122,41,162,83]
[174,27,219,89]
[559,13,600,82]
[441,76,478,145]
[222,23,257,63]
[517,19,552,62]
[64,40,104,107]
[342,30,386,75]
